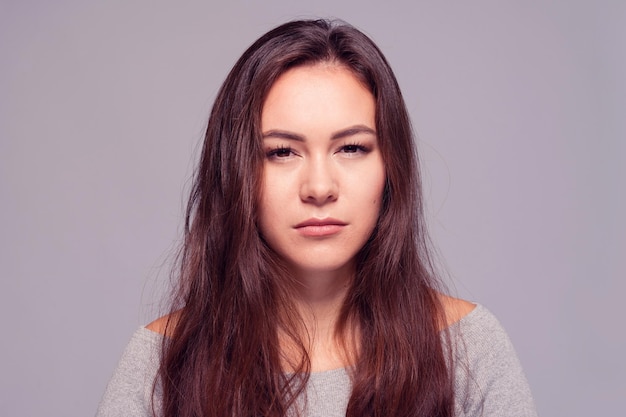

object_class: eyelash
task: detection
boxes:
[340,142,370,154]
[266,146,295,159]
[265,143,370,159]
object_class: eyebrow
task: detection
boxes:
[262,125,376,142]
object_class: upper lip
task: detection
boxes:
[294,218,347,228]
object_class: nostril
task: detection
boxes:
[299,162,338,204]
[300,182,338,205]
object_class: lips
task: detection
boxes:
[294,218,347,237]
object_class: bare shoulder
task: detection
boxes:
[146,310,181,336]
[438,294,476,328]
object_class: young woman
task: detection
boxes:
[96,19,537,417]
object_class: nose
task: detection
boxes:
[299,156,338,205]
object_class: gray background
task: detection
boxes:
[1,1,624,416]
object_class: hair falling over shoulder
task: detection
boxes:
[157,19,455,417]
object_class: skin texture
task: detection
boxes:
[258,64,385,296]
[258,64,386,370]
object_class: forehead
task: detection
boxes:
[261,64,376,134]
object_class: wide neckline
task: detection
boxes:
[137,304,483,376]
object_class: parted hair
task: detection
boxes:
[158,19,454,417]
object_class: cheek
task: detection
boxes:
[257,173,285,233]
[262,169,278,195]
[365,164,386,208]
[257,192,275,233]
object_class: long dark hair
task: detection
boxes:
[158,19,454,417]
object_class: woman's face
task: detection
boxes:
[258,64,385,278]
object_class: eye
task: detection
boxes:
[266,146,296,160]
[338,143,370,155]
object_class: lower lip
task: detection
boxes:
[296,224,345,237]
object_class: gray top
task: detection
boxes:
[96,304,537,417]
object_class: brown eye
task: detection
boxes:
[266,146,295,160]
[339,143,370,155]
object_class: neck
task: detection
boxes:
[291,264,353,324]
[285,266,355,371]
